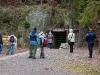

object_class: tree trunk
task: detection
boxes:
[98,41,100,53]
[98,26,100,53]
[78,24,82,47]
[98,11,100,53]
[41,0,42,5]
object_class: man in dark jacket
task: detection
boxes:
[84,29,96,58]
[28,28,40,59]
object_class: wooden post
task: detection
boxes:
[41,0,43,5]
[65,29,68,43]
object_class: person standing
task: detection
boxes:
[67,29,75,53]
[45,33,48,38]
[39,31,45,58]
[84,28,96,58]
[6,33,17,55]
[28,28,40,59]
[0,34,3,53]
[47,31,54,49]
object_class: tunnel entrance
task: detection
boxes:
[53,31,66,49]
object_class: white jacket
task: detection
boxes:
[8,34,17,44]
[39,32,46,45]
[67,29,75,42]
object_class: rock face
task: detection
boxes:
[16,7,52,47]
[26,7,52,33]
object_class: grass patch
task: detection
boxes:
[57,60,100,75]
[68,61,100,75]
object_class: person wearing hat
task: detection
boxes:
[84,28,96,58]
[39,31,46,58]
[67,29,75,53]
[47,31,54,49]
[28,27,40,59]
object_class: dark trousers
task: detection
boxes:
[40,45,45,58]
[88,44,94,58]
[70,42,74,53]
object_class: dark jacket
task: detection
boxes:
[84,31,96,44]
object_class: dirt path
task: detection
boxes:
[0,47,28,57]
[0,47,100,75]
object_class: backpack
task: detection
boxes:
[10,36,15,43]
[44,38,48,45]
[40,38,48,46]
[40,38,47,46]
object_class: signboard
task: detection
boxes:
[2,35,8,46]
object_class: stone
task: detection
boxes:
[59,43,69,49]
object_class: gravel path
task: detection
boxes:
[0,47,99,75]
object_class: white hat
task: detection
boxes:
[39,31,44,35]
[69,29,73,32]
[49,32,52,34]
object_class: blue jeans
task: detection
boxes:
[6,44,15,55]
[48,43,52,49]
[0,44,2,53]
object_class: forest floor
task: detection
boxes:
[0,46,100,75]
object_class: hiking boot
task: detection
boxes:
[88,56,92,58]
[40,56,45,59]
[28,56,32,58]
[70,52,73,53]
[0,52,2,54]
[11,53,14,55]
[6,53,9,55]
[42,57,44,59]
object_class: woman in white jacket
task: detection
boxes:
[67,29,75,53]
